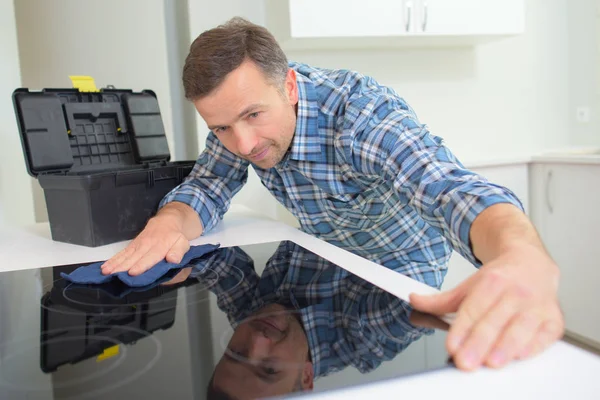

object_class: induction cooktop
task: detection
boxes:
[0,240,453,400]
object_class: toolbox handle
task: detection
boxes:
[64,103,127,134]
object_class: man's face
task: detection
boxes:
[212,304,314,398]
[194,60,299,169]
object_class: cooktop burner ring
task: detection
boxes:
[38,264,246,317]
[0,333,126,388]
[0,324,162,400]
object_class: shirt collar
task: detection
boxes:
[287,71,326,163]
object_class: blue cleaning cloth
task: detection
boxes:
[60,243,220,287]
[65,272,179,300]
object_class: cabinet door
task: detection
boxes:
[289,0,408,37]
[416,0,524,35]
[532,164,600,345]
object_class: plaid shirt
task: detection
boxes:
[193,242,432,379]
[162,61,524,289]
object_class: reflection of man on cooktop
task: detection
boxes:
[192,241,433,399]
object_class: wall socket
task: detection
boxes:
[576,107,591,123]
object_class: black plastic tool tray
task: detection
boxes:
[12,88,194,247]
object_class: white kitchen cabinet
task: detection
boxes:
[529,162,600,347]
[265,0,525,49]
[412,0,524,36]
[289,0,409,38]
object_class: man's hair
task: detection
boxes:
[182,17,289,100]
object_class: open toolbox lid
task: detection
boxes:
[12,77,172,177]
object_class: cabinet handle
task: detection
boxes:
[405,1,413,32]
[545,170,553,214]
[422,1,428,31]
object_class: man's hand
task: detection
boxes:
[101,202,202,276]
[410,204,565,371]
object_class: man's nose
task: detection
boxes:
[234,128,258,156]
[247,330,272,360]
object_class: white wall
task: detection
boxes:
[567,0,600,146]
[0,6,44,396]
[0,0,35,228]
[14,0,176,223]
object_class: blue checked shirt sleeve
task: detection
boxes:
[347,96,525,266]
[159,132,249,234]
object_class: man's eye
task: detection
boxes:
[249,112,260,118]
[214,127,227,133]
[262,366,278,375]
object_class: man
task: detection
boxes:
[193,242,434,399]
[183,245,314,398]
[101,17,564,372]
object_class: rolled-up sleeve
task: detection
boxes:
[349,96,525,267]
[159,132,249,233]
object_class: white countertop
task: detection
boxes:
[462,155,534,169]
[1,205,600,398]
[530,154,600,164]
[460,146,600,167]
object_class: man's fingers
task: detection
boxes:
[409,289,463,316]
[165,236,189,264]
[453,291,521,370]
[483,310,542,368]
[100,233,191,277]
[446,271,506,356]
[108,242,153,275]
[128,248,171,276]
[101,245,135,273]
[519,313,564,359]
[409,273,478,315]
[129,236,189,276]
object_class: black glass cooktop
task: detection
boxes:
[0,241,452,400]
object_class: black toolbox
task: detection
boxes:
[12,86,195,247]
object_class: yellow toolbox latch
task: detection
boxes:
[69,75,99,92]
[96,344,120,362]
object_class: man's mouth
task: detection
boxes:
[248,146,270,161]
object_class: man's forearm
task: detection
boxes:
[469,203,548,265]
[155,201,204,240]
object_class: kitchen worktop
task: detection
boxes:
[529,147,600,164]
[397,149,600,172]
[1,204,599,399]
[460,146,600,167]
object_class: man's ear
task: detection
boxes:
[302,361,314,390]
[285,68,298,106]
